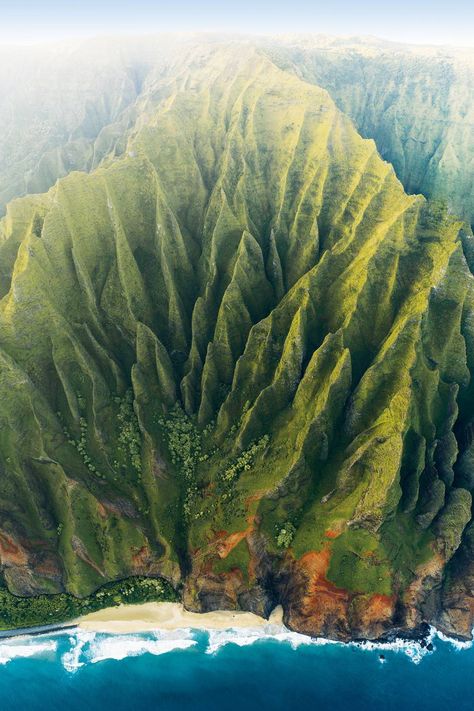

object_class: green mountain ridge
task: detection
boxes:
[1,35,473,228]
[266,36,474,226]
[0,40,474,640]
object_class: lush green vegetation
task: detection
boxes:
[158,404,203,520]
[116,391,143,478]
[0,577,177,631]
[276,522,296,549]
[60,408,106,480]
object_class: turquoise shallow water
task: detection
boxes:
[0,625,472,710]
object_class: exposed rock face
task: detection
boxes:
[434,522,474,638]
[0,40,474,641]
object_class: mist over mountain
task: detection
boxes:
[1,35,473,222]
[0,35,474,641]
[267,36,474,226]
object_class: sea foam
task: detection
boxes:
[432,627,473,652]
[87,632,196,664]
[353,637,431,665]
[205,624,460,664]
[62,629,196,671]
[0,637,57,665]
[206,623,335,655]
[3,619,473,672]
[62,630,95,672]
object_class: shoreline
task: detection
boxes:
[78,601,285,634]
[0,602,470,653]
[0,602,285,642]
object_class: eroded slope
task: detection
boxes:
[1,45,474,640]
[266,37,474,227]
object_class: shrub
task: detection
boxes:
[277,521,296,549]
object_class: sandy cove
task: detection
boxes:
[78,602,284,634]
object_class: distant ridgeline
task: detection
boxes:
[0,38,474,641]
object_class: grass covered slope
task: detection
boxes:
[0,44,474,640]
[3,35,473,230]
[266,37,474,227]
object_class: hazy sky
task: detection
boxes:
[1,0,473,47]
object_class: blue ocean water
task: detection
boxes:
[0,625,472,711]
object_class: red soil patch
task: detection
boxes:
[244,490,268,507]
[291,547,351,633]
[324,529,340,539]
[216,530,248,559]
[365,593,394,619]
[216,518,254,558]
[290,546,398,637]
[214,530,228,540]
[300,549,349,602]
[194,520,256,580]
[0,532,28,566]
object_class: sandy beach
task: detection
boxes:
[79,602,284,634]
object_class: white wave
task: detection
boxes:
[354,637,430,665]
[0,637,57,665]
[62,629,197,670]
[87,633,196,664]
[354,625,474,663]
[62,630,95,672]
[205,623,441,664]
[432,627,473,651]
[56,620,474,671]
[206,623,334,655]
